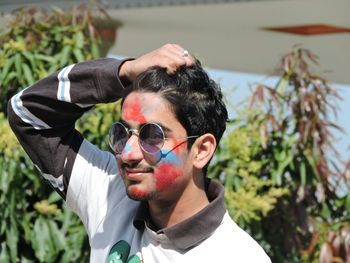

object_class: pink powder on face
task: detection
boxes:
[129,186,149,199]
[155,163,183,192]
[122,100,147,123]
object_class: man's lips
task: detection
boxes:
[124,168,152,180]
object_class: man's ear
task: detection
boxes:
[192,133,216,169]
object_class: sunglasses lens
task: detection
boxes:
[109,123,128,153]
[139,123,164,153]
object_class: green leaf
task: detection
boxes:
[91,42,100,59]
[0,242,10,263]
[32,217,66,262]
[345,193,350,212]
[32,217,53,262]
[48,220,66,252]
[0,159,9,193]
[73,48,84,62]
[48,62,60,75]
[6,224,19,262]
[35,54,55,63]
[0,56,14,83]
[23,213,34,242]
[8,181,17,215]
[32,218,47,261]
[3,71,17,87]
[300,162,306,186]
[59,45,72,67]
[20,256,35,263]
[22,51,37,69]
[14,53,22,77]
[22,63,35,85]
[47,191,61,203]
[320,204,331,218]
[304,152,318,177]
[273,154,293,185]
[75,31,84,49]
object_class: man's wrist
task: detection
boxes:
[118,59,135,87]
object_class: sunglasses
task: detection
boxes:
[108,122,198,155]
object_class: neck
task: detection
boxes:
[148,176,209,229]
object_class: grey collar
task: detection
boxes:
[133,179,226,250]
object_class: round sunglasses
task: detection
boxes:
[108,122,198,155]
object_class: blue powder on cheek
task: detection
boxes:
[160,150,181,166]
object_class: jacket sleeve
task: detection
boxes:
[7,58,127,200]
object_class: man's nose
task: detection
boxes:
[120,134,143,164]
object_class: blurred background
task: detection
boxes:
[0,0,349,262]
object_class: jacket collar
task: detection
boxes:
[133,179,226,250]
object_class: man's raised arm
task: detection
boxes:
[7,44,193,199]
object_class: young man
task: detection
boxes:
[8,44,271,262]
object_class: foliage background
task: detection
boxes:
[0,4,349,263]
[0,5,120,262]
[209,48,350,262]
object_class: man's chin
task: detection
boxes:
[127,193,149,201]
[126,186,155,201]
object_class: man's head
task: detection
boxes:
[112,61,228,201]
[123,60,228,151]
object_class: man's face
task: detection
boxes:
[116,91,194,201]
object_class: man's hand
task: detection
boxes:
[119,44,195,82]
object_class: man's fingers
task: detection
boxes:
[119,43,195,81]
[156,44,195,74]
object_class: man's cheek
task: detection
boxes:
[154,151,183,192]
[155,163,183,192]
[171,138,185,155]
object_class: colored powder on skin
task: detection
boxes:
[160,150,181,166]
[123,143,132,155]
[130,187,149,199]
[154,148,184,191]
[122,101,147,123]
[155,163,183,192]
[170,138,186,155]
[122,142,143,160]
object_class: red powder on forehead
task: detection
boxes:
[122,100,147,123]
[130,187,149,199]
[155,163,183,192]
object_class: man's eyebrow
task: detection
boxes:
[155,122,171,133]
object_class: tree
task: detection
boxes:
[210,47,350,262]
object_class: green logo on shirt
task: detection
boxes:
[108,240,141,263]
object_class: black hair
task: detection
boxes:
[122,61,228,172]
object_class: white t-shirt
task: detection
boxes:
[67,140,271,263]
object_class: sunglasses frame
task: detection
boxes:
[108,121,198,155]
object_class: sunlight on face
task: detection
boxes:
[117,91,192,201]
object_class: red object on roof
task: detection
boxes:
[264,24,350,36]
